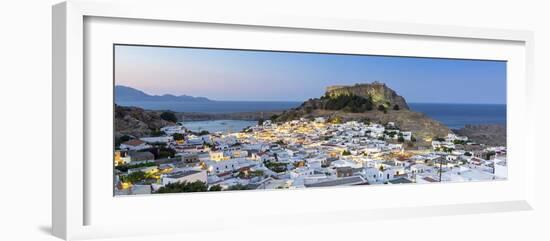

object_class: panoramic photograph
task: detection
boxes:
[113,45,507,195]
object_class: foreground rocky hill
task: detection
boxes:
[115,105,176,138]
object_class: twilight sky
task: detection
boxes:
[115,45,506,104]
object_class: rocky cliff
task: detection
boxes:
[325,81,409,110]
[115,105,176,138]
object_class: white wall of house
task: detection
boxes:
[140,136,173,144]
[494,159,508,179]
[162,170,207,185]
[161,125,186,135]
[290,167,315,179]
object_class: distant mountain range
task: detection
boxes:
[115,85,211,102]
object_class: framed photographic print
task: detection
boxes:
[53,0,535,240]
[113,44,508,195]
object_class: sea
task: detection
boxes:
[182,120,257,133]
[117,100,302,113]
[408,103,506,129]
[117,101,506,132]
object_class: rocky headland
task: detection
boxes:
[273,82,451,146]
[115,82,506,147]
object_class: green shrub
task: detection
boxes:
[160,112,177,122]
[172,133,185,141]
[209,185,223,191]
[156,180,208,193]
[124,171,147,184]
[324,94,373,113]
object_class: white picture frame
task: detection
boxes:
[52,0,535,240]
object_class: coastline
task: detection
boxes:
[117,102,506,127]
[174,110,284,121]
[116,103,507,147]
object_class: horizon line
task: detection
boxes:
[115,85,505,105]
[115,99,506,105]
